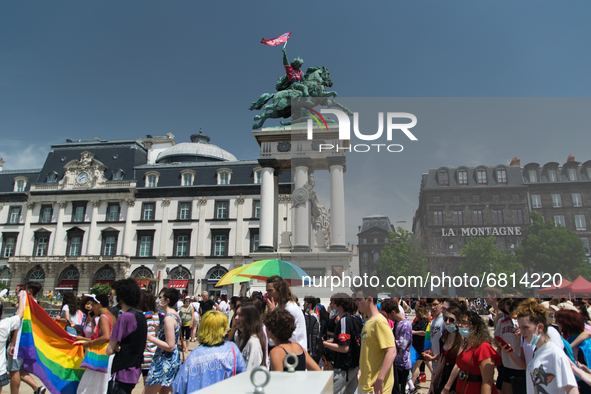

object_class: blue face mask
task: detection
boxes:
[528,327,541,346]
[459,327,472,338]
[445,324,457,333]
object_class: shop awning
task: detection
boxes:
[56,280,78,290]
[168,280,188,289]
[94,279,114,285]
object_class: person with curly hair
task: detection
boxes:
[442,311,501,394]
[172,311,246,393]
[264,309,321,372]
[511,300,579,394]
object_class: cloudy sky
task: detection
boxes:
[2,1,591,243]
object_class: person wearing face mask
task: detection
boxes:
[515,301,579,394]
[442,311,501,394]
[493,298,526,394]
[429,306,463,394]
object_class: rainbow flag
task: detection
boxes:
[80,342,110,373]
[17,294,85,394]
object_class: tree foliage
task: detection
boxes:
[515,211,591,281]
[458,236,522,279]
[90,283,111,296]
[377,228,428,289]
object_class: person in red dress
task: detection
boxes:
[442,311,501,394]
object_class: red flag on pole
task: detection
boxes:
[261,31,291,46]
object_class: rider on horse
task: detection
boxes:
[282,47,309,97]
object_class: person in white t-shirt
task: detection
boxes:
[499,300,578,394]
[494,298,527,394]
[265,276,307,350]
[216,294,230,316]
[0,291,26,392]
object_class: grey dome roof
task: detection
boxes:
[156,133,237,163]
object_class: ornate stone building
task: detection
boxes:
[413,155,591,295]
[357,215,395,276]
[0,132,291,296]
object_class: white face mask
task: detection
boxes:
[112,295,118,305]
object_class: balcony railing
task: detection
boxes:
[8,255,130,263]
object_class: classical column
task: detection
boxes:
[121,199,135,256]
[292,158,311,252]
[273,174,279,250]
[234,196,245,255]
[328,157,347,251]
[86,200,101,255]
[18,202,35,256]
[52,201,68,256]
[258,159,280,252]
[159,199,171,256]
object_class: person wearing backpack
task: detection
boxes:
[323,293,361,394]
[303,296,323,363]
[315,298,330,336]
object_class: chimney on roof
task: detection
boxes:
[358,226,361,232]
[567,154,575,162]
[509,157,520,166]
[0,158,4,171]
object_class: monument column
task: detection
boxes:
[292,158,311,252]
[258,159,280,252]
[328,157,347,251]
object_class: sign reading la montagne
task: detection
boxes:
[441,226,522,237]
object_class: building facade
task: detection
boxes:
[357,215,395,276]
[0,132,291,296]
[413,155,591,294]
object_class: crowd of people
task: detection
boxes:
[4,279,591,394]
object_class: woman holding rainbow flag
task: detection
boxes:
[73,294,114,394]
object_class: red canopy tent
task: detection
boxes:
[537,278,572,295]
[561,276,591,296]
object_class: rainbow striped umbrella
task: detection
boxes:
[215,264,256,287]
[215,259,310,287]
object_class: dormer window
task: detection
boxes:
[217,168,232,185]
[547,169,557,182]
[458,169,468,186]
[112,169,124,181]
[438,170,449,186]
[47,172,59,183]
[180,169,196,186]
[476,169,487,185]
[14,177,28,192]
[528,170,538,183]
[496,168,507,185]
[568,168,577,181]
[253,167,262,184]
[145,171,160,188]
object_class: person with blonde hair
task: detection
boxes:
[172,311,246,393]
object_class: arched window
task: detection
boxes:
[25,266,45,286]
[131,266,154,279]
[169,266,192,280]
[93,266,116,285]
[496,167,507,185]
[59,266,80,281]
[47,172,59,183]
[112,169,124,181]
[457,169,468,186]
[438,170,449,186]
